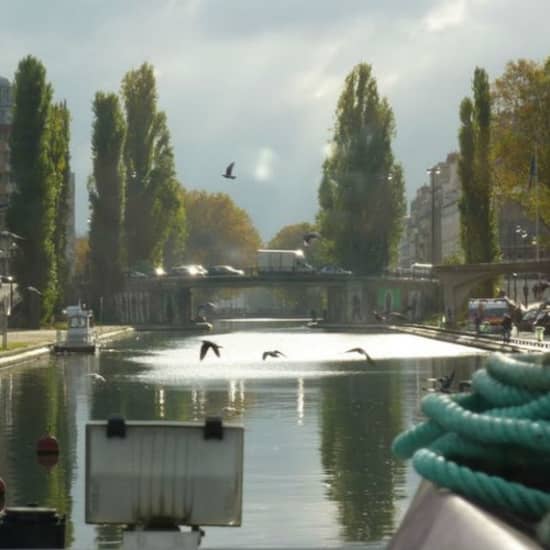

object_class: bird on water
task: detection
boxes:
[200,340,222,360]
[262,350,286,360]
[345,347,376,365]
[222,162,236,179]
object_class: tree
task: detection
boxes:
[147,112,186,267]
[492,58,550,229]
[268,222,324,266]
[162,185,187,269]
[317,63,405,274]
[268,222,324,314]
[73,237,89,280]
[458,67,500,264]
[88,92,126,317]
[8,56,58,324]
[49,101,71,312]
[121,63,185,268]
[183,190,261,267]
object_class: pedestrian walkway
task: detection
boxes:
[394,323,550,354]
[0,326,134,368]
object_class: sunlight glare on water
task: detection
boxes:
[121,331,481,384]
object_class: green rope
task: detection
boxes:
[392,352,550,543]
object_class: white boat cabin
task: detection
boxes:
[55,305,96,353]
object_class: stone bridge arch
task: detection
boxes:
[435,260,550,324]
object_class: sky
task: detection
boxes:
[1,0,549,241]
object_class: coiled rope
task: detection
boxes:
[392,353,550,544]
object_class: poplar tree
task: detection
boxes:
[458,67,499,263]
[89,92,126,316]
[121,63,185,268]
[50,101,71,311]
[8,56,58,324]
[317,63,405,274]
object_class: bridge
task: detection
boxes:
[115,273,438,327]
[434,259,550,321]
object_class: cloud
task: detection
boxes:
[424,0,466,32]
[2,0,550,242]
[254,148,276,182]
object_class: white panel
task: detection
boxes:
[85,421,243,526]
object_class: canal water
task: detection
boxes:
[0,324,486,549]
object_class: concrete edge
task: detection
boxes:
[313,322,536,353]
[0,326,135,369]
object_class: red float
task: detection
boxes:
[36,434,60,471]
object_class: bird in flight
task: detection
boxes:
[345,347,376,365]
[87,373,106,382]
[303,231,321,247]
[262,350,286,360]
[200,340,223,360]
[222,162,236,179]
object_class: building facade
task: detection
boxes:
[399,153,462,267]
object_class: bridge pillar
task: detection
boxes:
[326,286,346,323]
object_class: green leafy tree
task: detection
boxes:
[49,101,71,312]
[162,185,187,269]
[268,222,324,314]
[458,67,500,263]
[184,190,261,267]
[88,92,126,317]
[121,63,185,268]
[492,58,550,230]
[8,56,58,324]
[268,222,324,266]
[317,63,405,274]
[147,112,186,267]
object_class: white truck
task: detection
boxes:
[257,249,314,273]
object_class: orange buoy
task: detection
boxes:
[36,434,59,471]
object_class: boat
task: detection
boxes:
[391,353,549,549]
[53,305,96,353]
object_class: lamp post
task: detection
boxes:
[512,272,518,303]
[426,166,441,264]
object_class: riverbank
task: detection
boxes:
[314,321,549,354]
[0,325,134,368]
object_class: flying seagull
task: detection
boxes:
[303,231,321,247]
[222,162,236,179]
[200,340,223,361]
[262,350,286,361]
[345,347,376,365]
[87,373,106,382]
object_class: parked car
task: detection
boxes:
[518,307,541,332]
[207,265,245,277]
[127,271,148,279]
[169,264,207,277]
[534,308,550,334]
[319,265,352,276]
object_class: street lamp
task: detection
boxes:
[426,166,441,264]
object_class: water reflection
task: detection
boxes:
[320,368,405,542]
[0,358,77,546]
[0,330,484,548]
